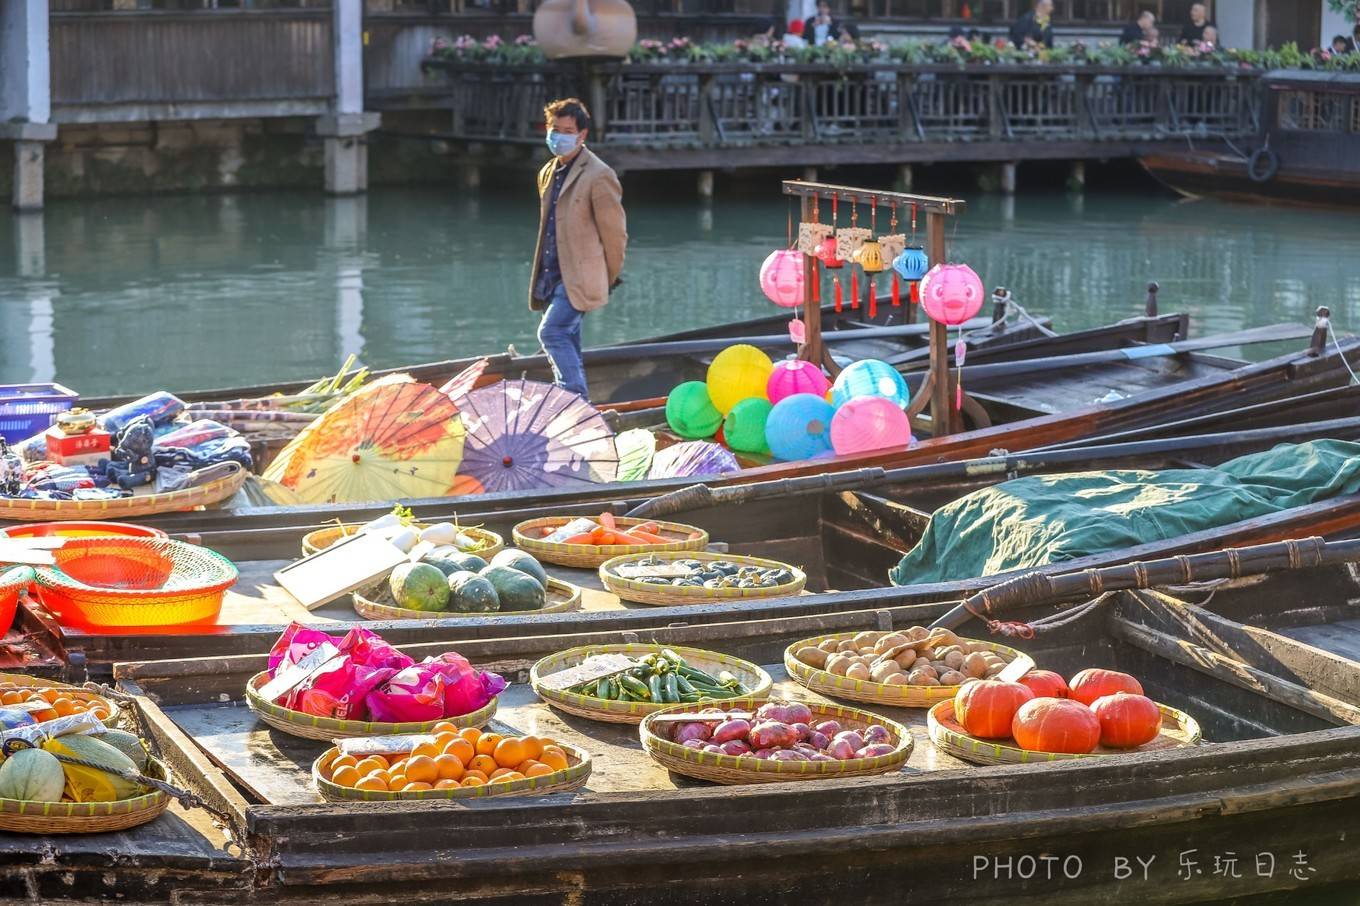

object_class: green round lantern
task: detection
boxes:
[666,381,722,439]
[723,397,773,455]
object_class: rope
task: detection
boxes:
[1326,319,1360,386]
[44,751,233,824]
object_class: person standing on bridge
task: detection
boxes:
[1120,10,1155,45]
[1010,0,1054,51]
[528,98,627,402]
[1177,3,1214,46]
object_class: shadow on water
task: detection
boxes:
[1,184,1358,395]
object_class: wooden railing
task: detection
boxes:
[49,10,334,115]
[425,61,1262,150]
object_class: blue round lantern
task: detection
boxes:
[831,359,911,409]
[764,393,837,461]
[893,247,929,281]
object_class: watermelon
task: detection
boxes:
[447,571,500,613]
[0,748,64,802]
[479,565,546,612]
[490,549,549,589]
[422,549,489,577]
[390,562,450,612]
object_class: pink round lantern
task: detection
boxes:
[815,236,843,269]
[766,359,830,405]
[830,396,913,456]
[760,249,805,308]
[919,263,985,326]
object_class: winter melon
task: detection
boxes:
[422,550,489,577]
[98,729,150,772]
[490,549,549,588]
[42,734,143,802]
[390,562,450,612]
[447,571,500,613]
[479,565,546,612]
[0,748,65,802]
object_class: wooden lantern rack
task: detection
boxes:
[781,180,970,438]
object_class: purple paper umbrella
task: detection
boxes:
[452,379,619,494]
[647,441,739,480]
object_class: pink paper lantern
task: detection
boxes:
[919,263,985,326]
[830,396,913,456]
[766,359,830,405]
[760,249,806,308]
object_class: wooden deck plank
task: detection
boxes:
[1278,619,1360,664]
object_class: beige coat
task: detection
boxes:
[528,147,627,313]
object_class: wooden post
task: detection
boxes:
[799,194,824,370]
[926,209,958,436]
[1309,306,1331,358]
[1145,281,1160,317]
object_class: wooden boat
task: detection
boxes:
[1140,70,1360,207]
[51,536,1360,903]
[35,412,1360,673]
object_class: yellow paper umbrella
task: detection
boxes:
[263,374,465,504]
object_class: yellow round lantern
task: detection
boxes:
[706,344,774,415]
[854,240,886,274]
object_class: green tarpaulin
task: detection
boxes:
[889,440,1360,586]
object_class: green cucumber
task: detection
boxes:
[663,673,679,703]
[660,649,685,668]
[675,674,695,695]
[597,677,615,701]
[648,674,664,703]
[619,675,650,700]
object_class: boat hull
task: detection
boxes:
[1140,149,1360,208]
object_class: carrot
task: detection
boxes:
[611,530,660,545]
[599,512,617,530]
[633,522,659,534]
[541,526,557,537]
[629,530,670,544]
[561,532,597,544]
[590,526,613,545]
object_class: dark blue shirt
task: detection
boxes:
[534,156,575,302]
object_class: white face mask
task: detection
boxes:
[546,129,580,157]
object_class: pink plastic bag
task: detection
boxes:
[429,653,507,718]
[364,664,450,724]
[267,622,336,675]
[295,661,395,721]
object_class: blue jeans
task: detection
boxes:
[537,282,589,400]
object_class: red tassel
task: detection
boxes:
[868,280,877,319]
[910,281,920,304]
[834,277,843,314]
[851,272,860,310]
[811,266,819,303]
[891,274,901,307]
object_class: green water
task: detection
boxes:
[2,186,1359,396]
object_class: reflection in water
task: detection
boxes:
[1,188,1358,395]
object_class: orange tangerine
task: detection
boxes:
[355,756,388,775]
[433,731,461,750]
[458,726,482,745]
[31,708,57,723]
[515,759,543,775]
[519,736,545,761]
[387,774,408,792]
[461,774,486,788]
[434,754,465,782]
[331,754,358,772]
[331,765,360,787]
[404,755,438,784]
[431,721,459,736]
[475,733,503,757]
[411,740,442,760]
[489,767,514,780]
[51,697,77,717]
[88,706,111,721]
[71,700,89,713]
[39,689,61,704]
[434,779,459,790]
[468,754,498,777]
[539,746,569,772]
[525,762,555,778]
[388,757,409,775]
[443,738,475,764]
[490,771,523,784]
[404,781,433,792]
[0,691,22,705]
[355,775,388,792]
[492,737,527,769]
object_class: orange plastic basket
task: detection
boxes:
[33,537,237,629]
[0,521,167,541]
[0,567,32,636]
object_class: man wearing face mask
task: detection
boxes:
[529,97,627,401]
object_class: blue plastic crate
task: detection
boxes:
[0,383,79,443]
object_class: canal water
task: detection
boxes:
[2,185,1359,396]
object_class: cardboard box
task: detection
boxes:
[45,426,111,467]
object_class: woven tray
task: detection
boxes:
[639,697,913,785]
[600,551,806,607]
[312,740,591,802]
[530,643,774,725]
[0,756,170,834]
[0,675,122,727]
[512,516,708,569]
[0,463,246,522]
[353,576,581,621]
[302,523,503,559]
[927,699,1203,766]
[783,632,1034,708]
[245,671,497,741]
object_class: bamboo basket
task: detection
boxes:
[600,551,805,607]
[639,697,913,785]
[353,577,581,621]
[0,756,171,834]
[245,671,497,741]
[0,673,122,727]
[783,632,1034,708]
[512,516,708,569]
[0,463,246,522]
[312,740,591,802]
[927,699,1202,767]
[530,643,773,725]
[301,523,503,559]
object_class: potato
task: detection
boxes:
[853,631,884,649]
[873,633,909,655]
[921,676,942,686]
[929,628,960,647]
[963,652,989,678]
[870,662,902,684]
[943,650,966,670]
[826,654,852,676]
[984,663,1006,678]
[939,669,967,686]
[846,662,870,681]
[796,646,829,669]
[838,639,860,654]
[818,638,841,654]
[914,663,938,679]
[893,648,918,670]
[883,673,910,686]
[906,626,930,641]
[908,671,934,686]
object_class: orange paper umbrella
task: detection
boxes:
[263,375,465,504]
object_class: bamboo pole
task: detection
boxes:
[926,209,957,436]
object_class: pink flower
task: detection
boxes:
[514,34,535,46]
[482,34,503,49]
[432,37,449,51]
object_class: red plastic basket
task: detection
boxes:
[33,538,237,629]
[0,522,167,541]
[0,567,32,636]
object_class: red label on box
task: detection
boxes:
[46,427,111,463]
